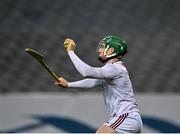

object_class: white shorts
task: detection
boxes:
[104,112,143,133]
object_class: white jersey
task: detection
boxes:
[67,51,139,117]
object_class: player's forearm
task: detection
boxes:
[68,78,103,88]
[68,51,93,77]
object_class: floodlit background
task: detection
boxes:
[0,0,180,133]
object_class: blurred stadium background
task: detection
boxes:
[0,0,180,133]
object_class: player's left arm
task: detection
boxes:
[64,39,120,79]
[68,78,104,88]
[55,77,104,88]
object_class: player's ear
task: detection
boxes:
[108,47,115,54]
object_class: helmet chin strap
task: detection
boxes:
[105,53,117,58]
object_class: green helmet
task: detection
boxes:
[97,35,128,58]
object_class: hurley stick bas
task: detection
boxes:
[25,48,59,82]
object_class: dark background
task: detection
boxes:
[0,0,180,93]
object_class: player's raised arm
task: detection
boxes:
[64,38,94,77]
[63,38,123,79]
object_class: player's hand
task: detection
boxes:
[64,38,76,52]
[55,77,68,88]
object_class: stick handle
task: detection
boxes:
[40,61,59,82]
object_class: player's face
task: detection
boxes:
[98,47,106,59]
